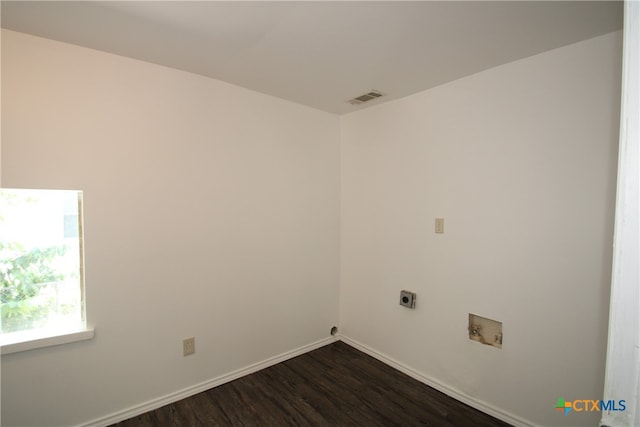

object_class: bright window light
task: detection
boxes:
[0,189,85,341]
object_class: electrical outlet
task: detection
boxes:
[399,290,416,309]
[435,218,444,234]
[183,337,195,356]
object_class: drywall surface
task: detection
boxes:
[1,29,340,426]
[340,31,621,427]
[602,3,640,426]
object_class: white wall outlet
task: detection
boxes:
[435,218,444,234]
[183,337,195,356]
[399,290,416,308]
[468,314,502,349]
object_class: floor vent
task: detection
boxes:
[347,90,384,105]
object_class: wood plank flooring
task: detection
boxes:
[112,341,512,426]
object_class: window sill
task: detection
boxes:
[1,327,94,355]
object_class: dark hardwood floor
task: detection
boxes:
[112,341,512,426]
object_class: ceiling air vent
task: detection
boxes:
[347,90,384,105]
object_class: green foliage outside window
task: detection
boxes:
[0,242,69,333]
[0,189,82,336]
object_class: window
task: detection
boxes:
[0,188,91,351]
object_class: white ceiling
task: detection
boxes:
[1,1,623,114]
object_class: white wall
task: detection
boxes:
[602,2,640,426]
[1,27,624,427]
[340,31,622,427]
[1,30,340,426]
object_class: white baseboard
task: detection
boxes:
[338,335,537,427]
[81,336,337,427]
[82,335,534,427]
